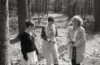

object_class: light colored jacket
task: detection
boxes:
[67,26,86,63]
[41,24,58,57]
[45,24,57,42]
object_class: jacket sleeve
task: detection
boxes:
[65,27,72,48]
[67,27,72,43]
[41,27,47,40]
[75,28,86,47]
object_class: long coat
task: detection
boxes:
[67,26,86,64]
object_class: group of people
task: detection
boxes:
[12,15,86,65]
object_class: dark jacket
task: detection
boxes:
[19,32,39,60]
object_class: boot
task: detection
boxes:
[54,64,58,65]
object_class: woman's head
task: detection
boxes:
[25,21,35,30]
[71,15,83,27]
[48,17,54,26]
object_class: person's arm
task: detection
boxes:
[65,28,72,49]
[31,36,39,55]
[10,34,21,44]
[74,28,86,47]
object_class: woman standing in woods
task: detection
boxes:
[66,15,86,65]
[41,17,59,65]
[20,21,39,65]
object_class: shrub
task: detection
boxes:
[82,15,95,34]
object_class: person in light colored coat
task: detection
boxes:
[66,15,86,65]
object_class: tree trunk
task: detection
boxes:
[10,0,27,43]
[0,0,10,65]
[67,0,72,19]
[94,0,100,32]
[26,0,31,20]
[17,0,27,35]
[54,0,57,13]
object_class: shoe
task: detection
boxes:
[54,64,58,65]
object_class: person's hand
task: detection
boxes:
[47,38,52,41]
[49,38,54,42]
[69,41,75,44]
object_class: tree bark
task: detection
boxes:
[67,0,72,19]
[17,0,27,35]
[10,0,27,43]
[0,0,10,65]
[94,0,100,32]
[26,0,31,20]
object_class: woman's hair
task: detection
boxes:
[48,17,54,22]
[71,15,83,27]
[25,21,34,28]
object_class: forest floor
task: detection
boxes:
[9,13,100,65]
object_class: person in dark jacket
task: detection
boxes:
[13,21,39,65]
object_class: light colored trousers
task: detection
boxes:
[42,40,59,65]
[21,51,38,65]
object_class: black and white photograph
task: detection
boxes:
[0,0,100,65]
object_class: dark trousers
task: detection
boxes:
[71,59,76,65]
[71,59,80,65]
[76,64,80,65]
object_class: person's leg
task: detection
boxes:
[51,44,59,65]
[31,51,38,65]
[27,52,31,65]
[46,51,51,65]
[27,52,37,65]
[21,57,28,65]
[71,59,76,65]
[45,43,52,65]
[21,53,28,65]
[76,64,80,65]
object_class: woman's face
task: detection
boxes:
[48,21,53,26]
[72,19,79,27]
[29,26,35,31]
